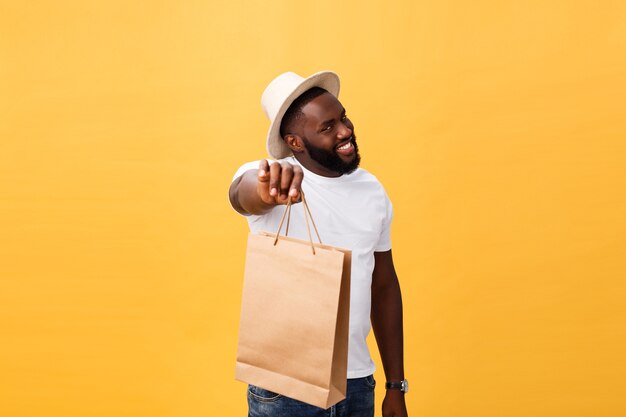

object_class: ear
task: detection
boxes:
[284,134,305,154]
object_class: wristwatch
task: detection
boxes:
[385,379,409,393]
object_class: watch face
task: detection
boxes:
[401,379,409,393]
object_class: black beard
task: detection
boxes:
[303,136,361,175]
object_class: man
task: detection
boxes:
[229,71,408,417]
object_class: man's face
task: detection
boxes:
[297,92,360,175]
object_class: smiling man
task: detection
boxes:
[229,71,408,417]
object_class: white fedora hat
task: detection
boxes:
[261,71,340,159]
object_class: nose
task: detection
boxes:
[337,120,352,140]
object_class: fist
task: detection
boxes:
[257,159,303,205]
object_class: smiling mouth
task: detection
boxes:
[335,136,354,150]
[335,137,355,156]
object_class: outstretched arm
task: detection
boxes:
[371,249,408,417]
[229,159,303,215]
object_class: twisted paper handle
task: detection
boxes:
[273,190,322,254]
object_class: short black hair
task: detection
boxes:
[279,87,328,138]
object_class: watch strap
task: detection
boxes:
[385,379,408,393]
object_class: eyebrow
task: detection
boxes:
[319,108,346,129]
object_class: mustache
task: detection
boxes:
[335,134,357,149]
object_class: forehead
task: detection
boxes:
[300,92,344,124]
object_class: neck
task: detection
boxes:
[292,153,343,178]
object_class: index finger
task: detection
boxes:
[258,159,270,182]
[289,165,304,200]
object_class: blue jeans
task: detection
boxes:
[247,375,375,417]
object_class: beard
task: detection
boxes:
[303,136,361,175]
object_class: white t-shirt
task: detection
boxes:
[232,156,393,378]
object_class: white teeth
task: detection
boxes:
[338,142,351,150]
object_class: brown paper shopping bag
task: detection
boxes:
[235,193,352,409]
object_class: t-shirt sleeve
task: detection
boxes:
[229,160,262,217]
[374,189,393,252]
[232,160,262,182]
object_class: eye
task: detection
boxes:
[341,114,348,121]
[322,124,333,132]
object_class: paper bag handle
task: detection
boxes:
[273,190,322,254]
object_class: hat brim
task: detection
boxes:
[266,71,340,159]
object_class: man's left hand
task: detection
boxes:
[382,389,408,417]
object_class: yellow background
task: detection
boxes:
[2,1,625,416]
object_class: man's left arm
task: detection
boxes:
[371,249,409,417]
